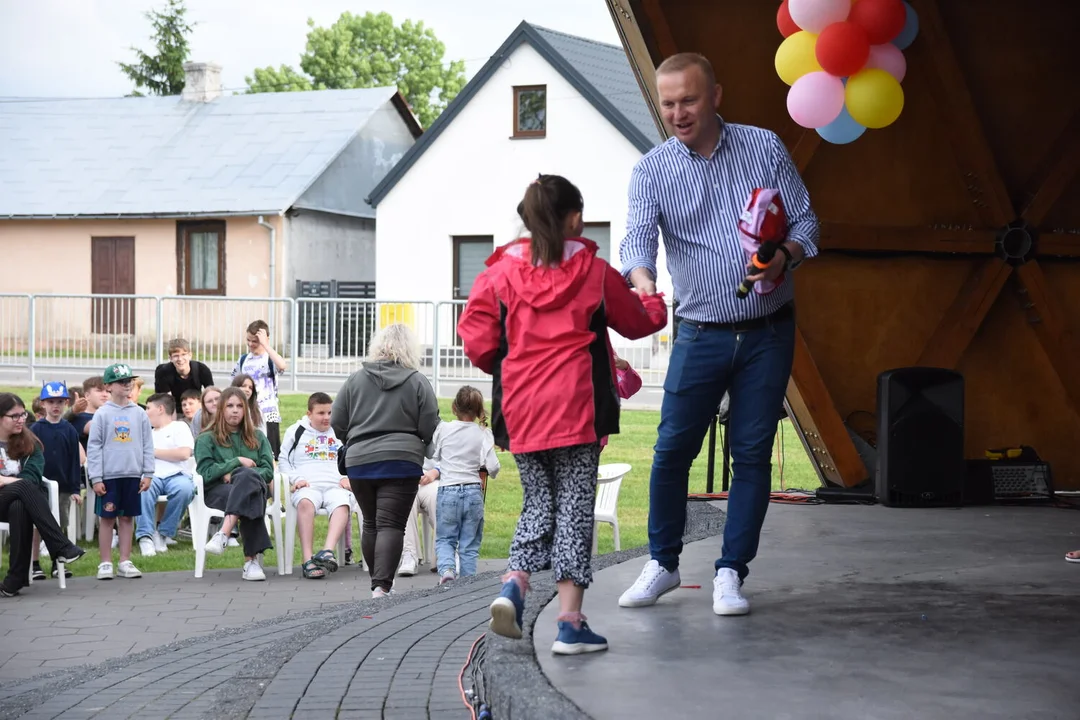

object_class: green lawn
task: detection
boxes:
[3,385,820,577]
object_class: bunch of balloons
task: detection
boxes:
[774,0,919,144]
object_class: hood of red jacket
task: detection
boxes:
[487,237,599,311]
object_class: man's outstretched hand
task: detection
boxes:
[629,267,656,296]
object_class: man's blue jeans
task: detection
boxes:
[648,314,795,581]
[436,484,485,576]
[136,472,195,540]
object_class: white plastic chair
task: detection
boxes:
[593,463,630,555]
[0,478,66,589]
[189,471,285,579]
[283,472,364,574]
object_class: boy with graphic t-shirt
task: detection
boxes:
[281,392,352,578]
[231,319,288,459]
[87,364,155,580]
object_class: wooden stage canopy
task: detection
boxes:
[604,0,1080,489]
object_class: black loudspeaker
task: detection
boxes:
[876,367,965,507]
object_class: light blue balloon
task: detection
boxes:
[892,2,919,50]
[816,105,866,144]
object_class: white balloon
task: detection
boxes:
[788,0,851,34]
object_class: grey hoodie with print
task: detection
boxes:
[86,400,155,484]
[330,361,441,471]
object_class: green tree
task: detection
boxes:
[117,0,195,96]
[245,11,466,128]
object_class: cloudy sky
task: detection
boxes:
[0,0,621,98]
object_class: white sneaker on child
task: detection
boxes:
[117,560,142,579]
[243,554,266,581]
[138,536,157,557]
[205,532,227,555]
[97,562,114,580]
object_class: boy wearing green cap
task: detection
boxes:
[87,363,155,580]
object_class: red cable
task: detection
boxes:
[459,632,485,720]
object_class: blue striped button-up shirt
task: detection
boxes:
[620,116,819,324]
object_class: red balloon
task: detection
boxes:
[849,0,906,44]
[777,0,800,37]
[815,21,871,77]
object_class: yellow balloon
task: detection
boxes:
[774,31,822,86]
[845,68,904,129]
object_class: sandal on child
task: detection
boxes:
[301,559,326,579]
[313,549,339,573]
[1066,551,1080,564]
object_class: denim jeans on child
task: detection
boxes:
[435,483,485,576]
[648,313,795,582]
[136,472,195,541]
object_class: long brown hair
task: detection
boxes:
[209,387,260,450]
[230,373,263,428]
[516,174,584,266]
[0,393,42,460]
[452,385,488,428]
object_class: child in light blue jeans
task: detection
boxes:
[425,386,500,584]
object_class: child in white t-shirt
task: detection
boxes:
[425,386,500,584]
[231,319,287,459]
[135,393,196,556]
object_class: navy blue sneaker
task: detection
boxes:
[489,580,525,639]
[551,621,609,655]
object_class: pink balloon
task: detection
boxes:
[787,71,846,128]
[788,0,851,33]
[865,42,907,82]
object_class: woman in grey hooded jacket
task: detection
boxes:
[331,323,441,597]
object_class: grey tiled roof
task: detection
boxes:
[0,86,398,218]
[530,25,662,147]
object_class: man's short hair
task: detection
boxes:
[147,392,176,415]
[246,319,269,336]
[168,338,191,355]
[307,391,333,411]
[657,52,717,86]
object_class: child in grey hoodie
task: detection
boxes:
[87,363,155,580]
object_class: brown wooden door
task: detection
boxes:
[91,237,135,335]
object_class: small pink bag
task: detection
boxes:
[737,188,788,296]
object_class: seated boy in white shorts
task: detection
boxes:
[281,392,352,579]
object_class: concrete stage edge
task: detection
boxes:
[523,503,1080,719]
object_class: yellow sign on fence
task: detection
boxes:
[379,303,415,330]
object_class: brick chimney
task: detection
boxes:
[181,62,222,102]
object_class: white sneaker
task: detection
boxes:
[164,536,178,546]
[205,531,228,555]
[618,559,681,608]
[243,554,266,581]
[712,568,750,616]
[97,561,114,580]
[438,570,456,586]
[397,552,418,576]
[372,587,394,598]
[227,536,241,547]
[138,536,157,557]
[152,532,169,553]
[117,560,142,579]
[111,531,119,549]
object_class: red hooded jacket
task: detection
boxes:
[457,237,668,454]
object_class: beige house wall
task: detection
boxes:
[0,216,285,355]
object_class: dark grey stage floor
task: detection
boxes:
[536,502,1080,720]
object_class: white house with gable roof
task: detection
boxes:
[366,22,675,369]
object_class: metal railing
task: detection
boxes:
[0,293,675,396]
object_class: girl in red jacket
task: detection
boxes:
[458,174,667,655]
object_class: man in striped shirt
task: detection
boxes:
[617,53,819,616]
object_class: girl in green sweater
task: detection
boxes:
[194,387,275,581]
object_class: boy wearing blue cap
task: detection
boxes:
[30,381,85,579]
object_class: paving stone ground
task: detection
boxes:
[0,560,506,719]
